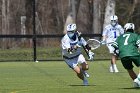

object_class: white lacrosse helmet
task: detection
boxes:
[124,23,135,31]
[110,15,118,26]
[66,24,77,32]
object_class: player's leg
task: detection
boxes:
[134,70,140,88]
[107,44,119,72]
[127,69,137,80]
[64,57,88,85]
[129,69,140,88]
[132,56,140,87]
[121,57,137,80]
[121,57,140,87]
[73,65,88,85]
[81,62,89,78]
[111,54,119,72]
[133,71,140,87]
[78,54,89,78]
[73,65,84,80]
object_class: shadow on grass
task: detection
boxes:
[120,87,140,90]
[69,84,96,87]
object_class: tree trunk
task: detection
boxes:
[127,0,137,22]
[63,0,77,34]
[25,0,33,35]
[103,0,115,28]
[93,0,101,36]
[25,0,33,47]
[2,0,6,34]
[2,0,7,48]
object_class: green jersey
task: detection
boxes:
[113,32,140,58]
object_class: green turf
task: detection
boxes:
[0,61,139,93]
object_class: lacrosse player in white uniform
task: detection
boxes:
[102,15,124,72]
[61,23,94,85]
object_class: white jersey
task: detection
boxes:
[61,34,87,58]
[102,24,124,43]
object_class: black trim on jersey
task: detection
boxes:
[63,54,80,59]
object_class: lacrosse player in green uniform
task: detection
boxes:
[112,23,140,87]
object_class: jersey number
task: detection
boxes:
[123,34,130,45]
[114,31,117,38]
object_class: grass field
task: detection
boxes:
[0,61,140,93]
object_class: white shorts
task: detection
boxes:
[64,54,86,69]
[107,44,115,54]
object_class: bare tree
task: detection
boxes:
[2,0,10,48]
[25,0,33,47]
[126,0,138,22]
[63,0,77,34]
[93,0,101,35]
[0,0,140,49]
[103,0,115,28]
[25,0,33,35]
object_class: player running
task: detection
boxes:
[61,23,94,85]
[102,15,124,72]
[112,23,140,87]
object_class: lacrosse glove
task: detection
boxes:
[88,51,94,61]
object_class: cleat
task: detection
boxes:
[109,66,114,72]
[114,65,119,73]
[83,71,90,78]
[109,65,119,73]
[134,78,140,88]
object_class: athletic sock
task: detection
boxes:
[113,64,117,67]
[138,73,140,81]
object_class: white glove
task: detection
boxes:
[88,51,94,60]
[138,44,140,48]
[76,31,82,37]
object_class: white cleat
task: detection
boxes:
[114,67,119,73]
[109,65,119,73]
[109,66,114,72]
[83,71,90,78]
[83,79,88,86]
[134,78,140,88]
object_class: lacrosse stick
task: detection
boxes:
[87,39,113,50]
[87,39,101,50]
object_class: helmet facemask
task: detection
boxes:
[110,15,118,27]
[67,31,75,38]
[111,20,118,27]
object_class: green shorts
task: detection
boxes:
[121,56,140,70]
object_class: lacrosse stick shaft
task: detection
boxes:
[82,45,90,58]
[77,32,90,58]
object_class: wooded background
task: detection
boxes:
[0,0,140,48]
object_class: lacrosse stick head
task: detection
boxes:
[87,39,101,50]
